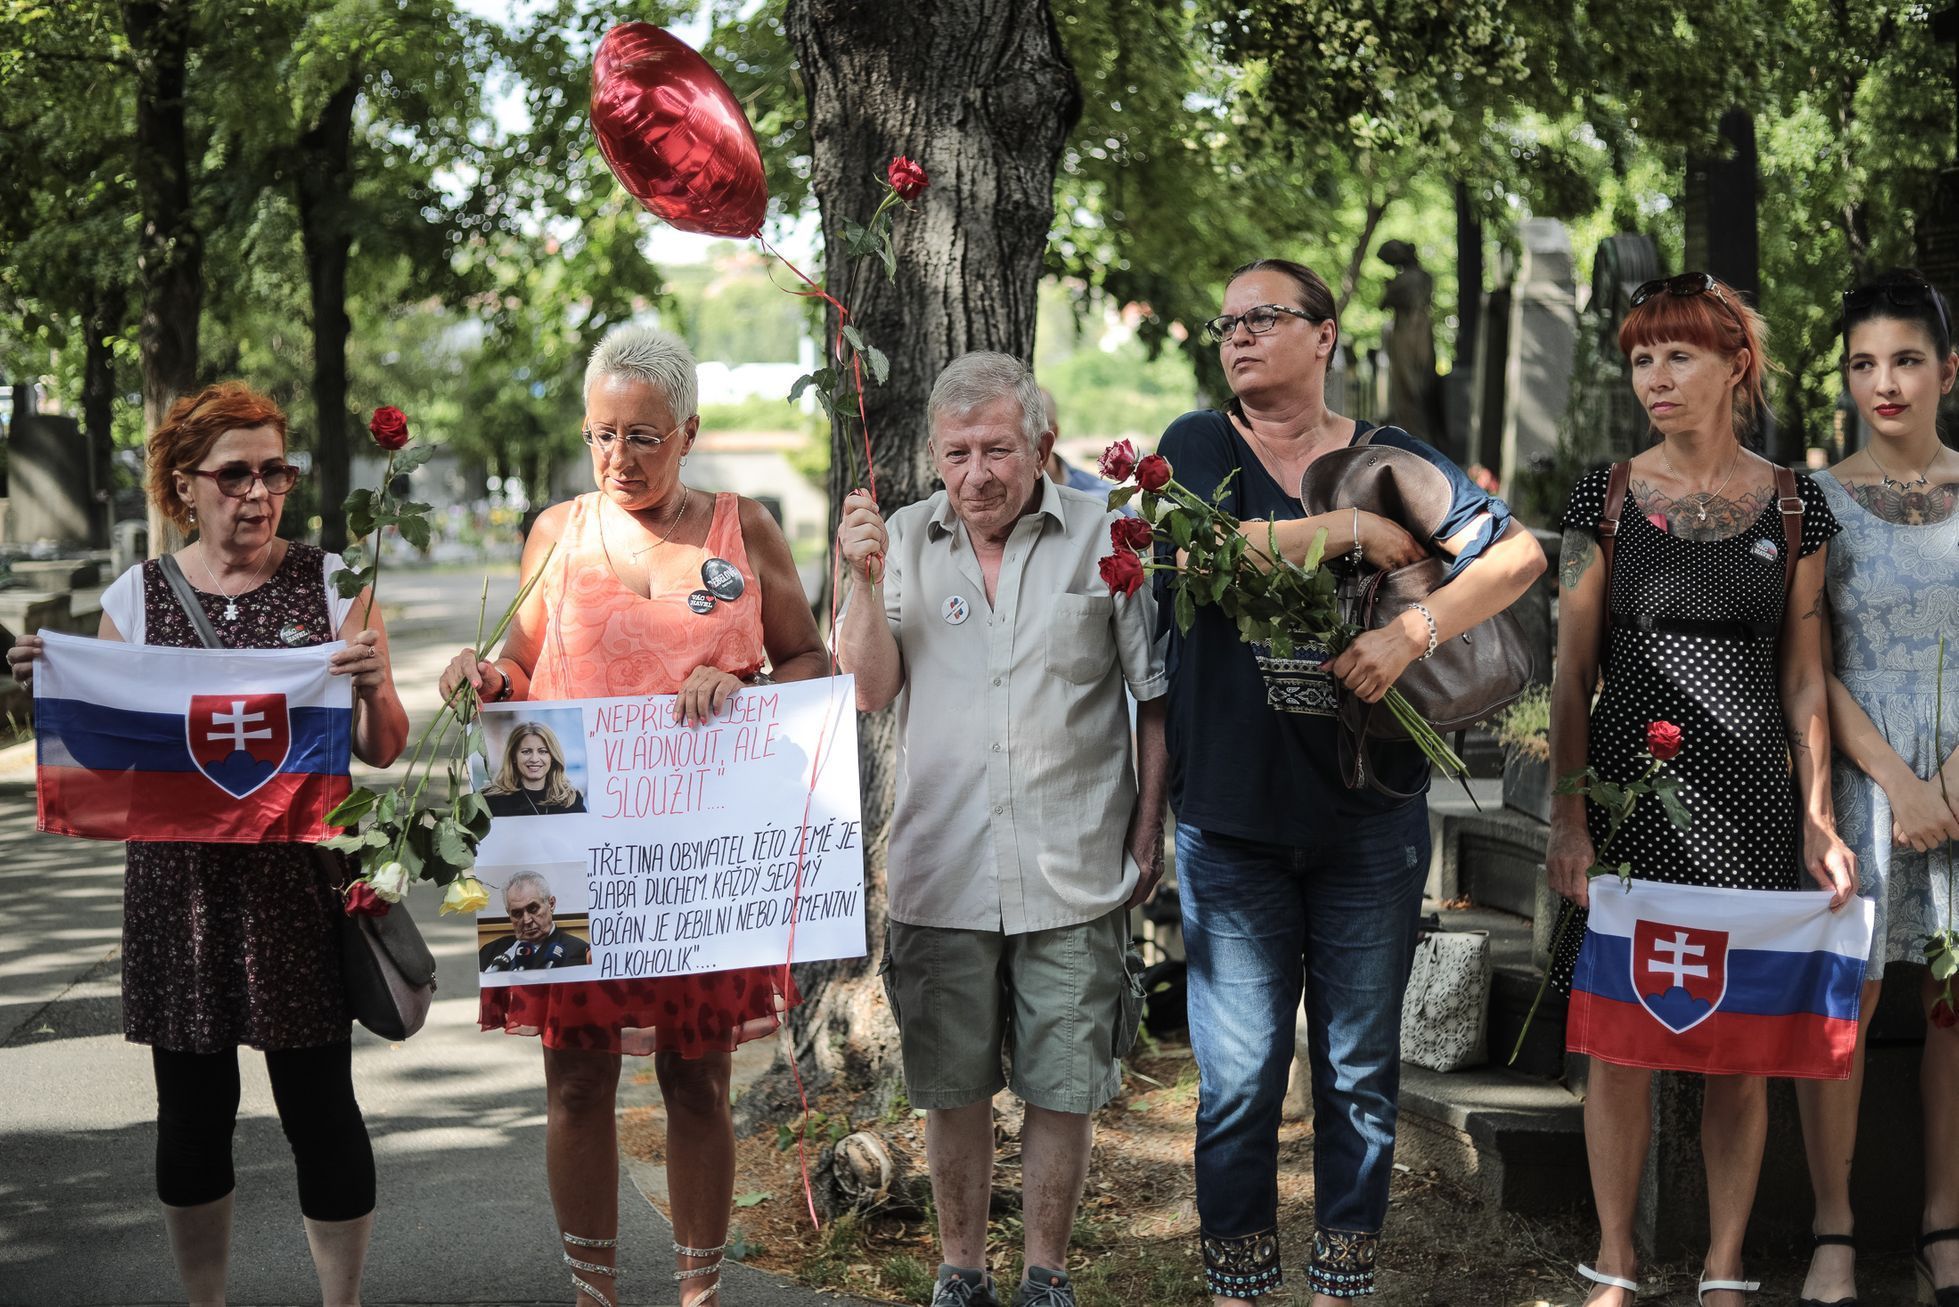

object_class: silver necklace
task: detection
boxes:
[603,487,689,565]
[1660,444,1744,524]
[1865,446,1932,493]
[196,543,276,621]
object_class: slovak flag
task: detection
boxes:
[1567,878,1874,1080]
[33,629,353,843]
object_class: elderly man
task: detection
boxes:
[837,351,1168,1307]
[479,871,591,972]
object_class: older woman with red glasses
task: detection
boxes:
[440,323,826,1307]
[7,381,409,1305]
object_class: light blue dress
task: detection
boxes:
[1817,470,1959,978]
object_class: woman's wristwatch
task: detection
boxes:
[487,660,515,702]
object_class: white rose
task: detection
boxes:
[369,861,412,903]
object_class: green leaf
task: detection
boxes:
[320,832,368,854]
[434,818,473,869]
[1175,585,1195,632]
[1589,781,1627,811]
[1935,949,1959,983]
[788,372,817,404]
[398,514,432,551]
[1657,787,1692,832]
[840,324,865,352]
[863,344,890,386]
[1168,511,1194,551]
[325,787,379,827]
[734,1191,771,1208]
[1106,484,1137,511]
[344,489,377,539]
[1302,526,1327,573]
[394,443,436,474]
[456,790,493,840]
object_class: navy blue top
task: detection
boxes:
[1156,411,1508,842]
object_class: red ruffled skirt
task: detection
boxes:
[479,966,800,1057]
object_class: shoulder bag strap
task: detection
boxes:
[1594,462,1631,671]
[1775,464,1801,594]
[157,555,226,651]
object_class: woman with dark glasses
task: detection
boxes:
[1795,270,1959,1307]
[5,381,409,1304]
[1545,273,1857,1306]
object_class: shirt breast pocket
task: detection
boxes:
[1044,593,1116,685]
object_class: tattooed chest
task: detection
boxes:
[1630,480,1775,541]
[1841,480,1959,525]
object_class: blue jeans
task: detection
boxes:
[1178,807,1430,1299]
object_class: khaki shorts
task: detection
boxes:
[880,906,1143,1114]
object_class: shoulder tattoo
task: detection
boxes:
[1559,528,1598,591]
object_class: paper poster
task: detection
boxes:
[468,676,865,988]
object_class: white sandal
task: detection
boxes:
[1580,1263,1639,1300]
[674,1239,725,1307]
[1698,1272,1760,1303]
[561,1230,618,1307]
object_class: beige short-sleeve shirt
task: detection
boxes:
[880,477,1167,935]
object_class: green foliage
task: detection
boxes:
[1493,685,1552,760]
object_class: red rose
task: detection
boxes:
[886,155,929,200]
[1135,454,1172,492]
[344,881,391,917]
[1110,518,1154,552]
[1933,997,1959,1029]
[368,406,410,451]
[1646,720,1683,761]
[1098,439,1138,483]
[1099,550,1146,598]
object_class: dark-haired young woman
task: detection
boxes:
[1545,274,1857,1307]
[1795,271,1959,1307]
[1160,258,1545,1305]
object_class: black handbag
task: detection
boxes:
[156,554,435,1039]
[1297,428,1535,796]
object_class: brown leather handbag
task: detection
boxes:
[1299,429,1535,794]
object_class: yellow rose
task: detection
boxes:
[440,875,490,916]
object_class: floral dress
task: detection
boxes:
[116,544,352,1052]
[478,492,797,1055]
[1817,471,1959,978]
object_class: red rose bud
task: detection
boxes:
[1135,454,1172,492]
[368,405,410,451]
[886,155,929,200]
[1110,518,1154,552]
[1098,439,1138,482]
[1099,550,1146,598]
[1646,720,1683,761]
[343,881,391,917]
[1933,998,1959,1029]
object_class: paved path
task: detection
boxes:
[0,565,876,1307]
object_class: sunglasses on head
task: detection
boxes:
[1842,280,1952,339]
[1630,272,1726,307]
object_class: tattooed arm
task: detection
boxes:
[1779,545,1855,907]
[1547,527,1605,907]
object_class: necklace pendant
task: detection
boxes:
[222,600,239,621]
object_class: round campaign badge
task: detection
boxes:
[701,557,745,602]
[942,595,970,625]
[277,623,313,647]
[687,589,717,615]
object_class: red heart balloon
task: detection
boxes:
[590,23,767,239]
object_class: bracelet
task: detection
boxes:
[1412,602,1439,661]
[487,660,515,702]
[1349,506,1363,567]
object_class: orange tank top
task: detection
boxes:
[528,491,766,700]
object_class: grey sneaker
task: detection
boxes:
[931,1270,999,1307]
[1013,1267,1076,1307]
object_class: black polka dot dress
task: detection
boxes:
[1549,468,1841,992]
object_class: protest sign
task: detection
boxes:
[468,676,864,987]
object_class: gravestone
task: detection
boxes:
[1378,239,1445,452]
[1494,220,1579,493]
[1468,280,1513,471]
[4,413,98,547]
[1580,234,1664,463]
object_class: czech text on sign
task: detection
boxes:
[468,676,865,988]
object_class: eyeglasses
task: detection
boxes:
[187,463,300,497]
[1842,280,1952,338]
[582,424,683,457]
[1630,273,1728,308]
[1201,303,1324,346]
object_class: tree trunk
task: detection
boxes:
[121,0,200,555]
[81,283,126,548]
[779,0,1081,1095]
[296,78,359,551]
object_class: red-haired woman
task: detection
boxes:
[1544,275,1857,1306]
[7,382,408,1304]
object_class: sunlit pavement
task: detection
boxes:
[0,562,871,1307]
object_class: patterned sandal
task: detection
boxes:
[561,1230,618,1307]
[674,1239,725,1306]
